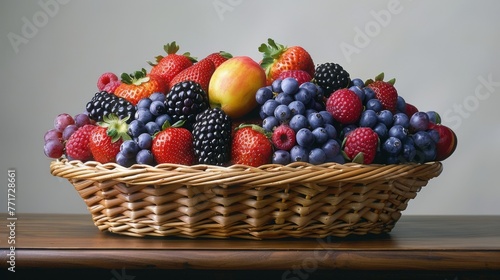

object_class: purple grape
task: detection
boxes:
[409,111,430,132]
[54,113,75,132]
[62,124,78,141]
[44,139,64,158]
[74,113,91,127]
[44,129,62,142]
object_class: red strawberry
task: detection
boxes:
[168,58,215,93]
[151,121,195,165]
[271,124,296,151]
[148,41,196,85]
[114,68,168,105]
[326,88,363,124]
[259,38,315,86]
[367,74,398,113]
[342,127,379,164]
[65,124,96,161]
[277,69,312,85]
[231,124,273,167]
[89,114,131,163]
[203,51,233,68]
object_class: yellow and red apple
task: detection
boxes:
[208,56,266,119]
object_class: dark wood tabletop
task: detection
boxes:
[1,214,499,279]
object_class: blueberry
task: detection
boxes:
[359,109,378,128]
[296,128,315,147]
[349,85,365,102]
[137,98,152,110]
[275,92,294,105]
[271,78,283,93]
[120,140,140,158]
[383,136,402,155]
[281,77,299,95]
[365,99,383,112]
[256,87,274,105]
[396,96,406,113]
[155,114,172,128]
[299,82,319,96]
[294,88,312,104]
[324,123,338,139]
[327,153,345,164]
[274,104,292,122]
[135,108,154,123]
[403,141,417,162]
[321,139,340,158]
[377,110,393,127]
[137,133,152,150]
[312,127,328,144]
[262,116,280,132]
[388,124,408,140]
[422,143,437,162]
[116,151,135,167]
[373,123,388,139]
[351,78,365,88]
[289,114,308,132]
[412,130,432,149]
[136,149,155,165]
[145,121,160,135]
[363,87,376,100]
[288,101,306,116]
[290,145,309,162]
[149,100,166,116]
[319,111,334,125]
[426,111,441,124]
[128,120,147,137]
[149,92,166,102]
[428,129,440,143]
[393,113,410,128]
[307,112,325,129]
[272,150,291,165]
[341,124,358,139]
[309,148,327,164]
[262,99,280,117]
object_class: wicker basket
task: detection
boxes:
[50,159,443,239]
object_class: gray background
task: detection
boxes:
[1,0,499,215]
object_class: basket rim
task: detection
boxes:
[49,158,443,187]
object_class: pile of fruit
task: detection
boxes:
[43,39,457,167]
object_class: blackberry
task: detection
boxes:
[192,108,232,166]
[313,62,351,97]
[164,81,209,130]
[85,91,136,123]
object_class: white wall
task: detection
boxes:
[1,0,499,215]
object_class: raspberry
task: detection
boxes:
[65,124,97,161]
[278,70,312,85]
[97,72,119,91]
[342,127,379,164]
[326,88,362,125]
[102,80,121,93]
[272,124,296,151]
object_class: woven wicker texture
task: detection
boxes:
[50,159,443,239]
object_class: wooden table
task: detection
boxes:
[1,214,499,279]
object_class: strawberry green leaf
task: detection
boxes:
[375,72,385,81]
[352,152,365,164]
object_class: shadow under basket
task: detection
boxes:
[50,159,443,239]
